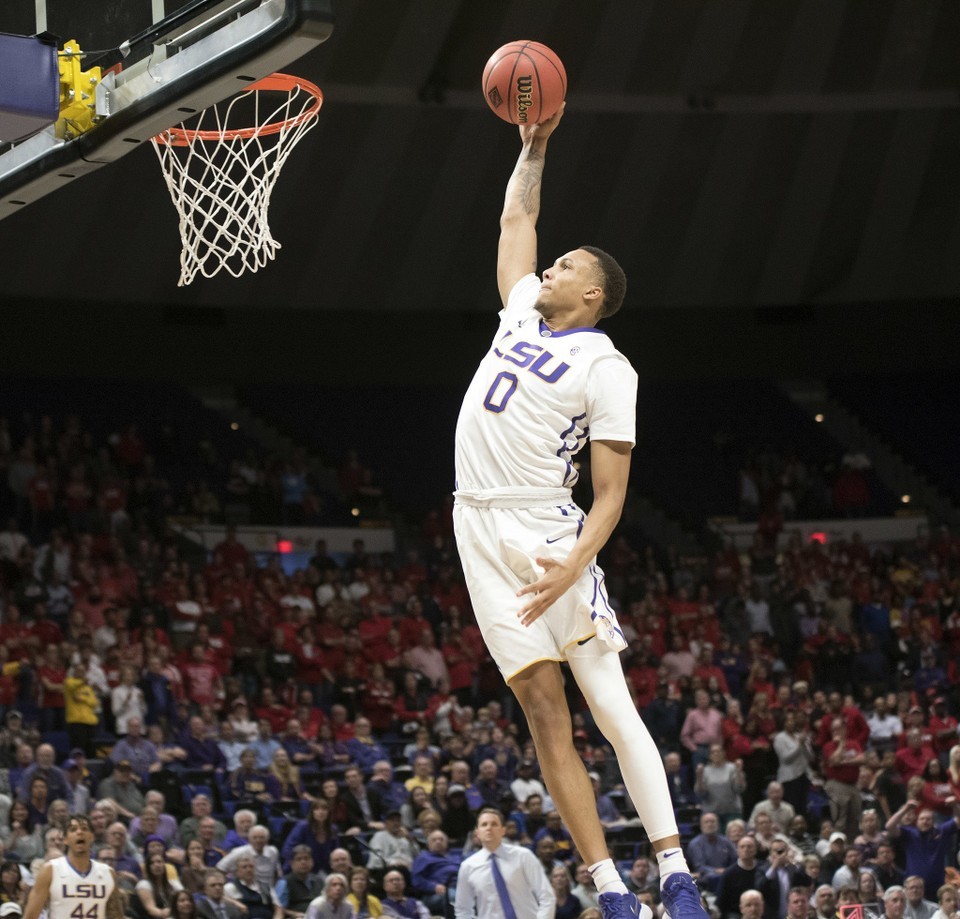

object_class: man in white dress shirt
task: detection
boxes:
[454,809,554,919]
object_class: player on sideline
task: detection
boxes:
[23,814,124,919]
[452,103,707,919]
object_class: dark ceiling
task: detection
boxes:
[1,0,958,315]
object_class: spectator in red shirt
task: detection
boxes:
[927,698,957,758]
[822,718,865,840]
[816,691,870,749]
[37,644,66,732]
[182,642,224,712]
[213,525,251,573]
[895,728,936,783]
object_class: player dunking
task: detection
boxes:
[23,814,124,919]
[452,104,707,919]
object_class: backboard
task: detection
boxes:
[0,0,333,220]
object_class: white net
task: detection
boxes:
[152,74,322,286]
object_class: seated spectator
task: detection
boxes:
[98,760,145,823]
[217,825,282,890]
[404,756,436,796]
[280,800,338,875]
[223,853,283,919]
[410,829,460,916]
[340,766,385,835]
[831,846,864,891]
[571,862,600,910]
[17,743,69,804]
[550,864,582,919]
[269,748,307,806]
[110,716,160,779]
[179,795,228,848]
[472,760,506,809]
[749,780,797,835]
[716,836,765,919]
[379,868,430,919]
[366,810,418,871]
[228,700,259,744]
[135,851,184,919]
[620,856,658,897]
[181,716,226,774]
[533,812,575,866]
[932,883,958,919]
[218,722,248,771]
[586,772,624,830]
[229,748,281,807]
[344,867,381,919]
[342,718,388,774]
[870,841,904,891]
[179,838,217,894]
[399,787,431,833]
[223,809,257,852]
[687,812,737,893]
[314,725,351,773]
[304,872,350,919]
[276,846,325,918]
[367,761,407,816]
[194,869,244,919]
[251,719,283,770]
[902,875,938,919]
[0,800,43,863]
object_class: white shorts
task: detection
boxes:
[453,500,626,682]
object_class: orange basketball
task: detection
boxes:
[482,41,567,125]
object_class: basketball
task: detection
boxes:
[482,41,567,125]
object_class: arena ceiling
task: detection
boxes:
[0,0,957,317]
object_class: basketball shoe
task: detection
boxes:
[598,892,653,919]
[660,872,708,919]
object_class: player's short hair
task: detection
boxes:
[67,813,93,833]
[579,245,626,318]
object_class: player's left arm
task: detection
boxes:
[517,438,631,626]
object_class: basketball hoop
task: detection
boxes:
[152,73,323,285]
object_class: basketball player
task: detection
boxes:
[452,103,706,919]
[23,814,124,919]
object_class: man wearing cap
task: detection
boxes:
[0,902,23,919]
[454,808,555,919]
[62,759,90,814]
[97,761,145,822]
[366,811,419,871]
[411,830,461,917]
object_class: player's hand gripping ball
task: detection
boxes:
[482,41,567,125]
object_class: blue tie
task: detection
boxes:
[489,852,517,919]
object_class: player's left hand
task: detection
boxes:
[516,557,577,626]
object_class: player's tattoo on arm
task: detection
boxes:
[517,148,545,216]
[106,886,126,919]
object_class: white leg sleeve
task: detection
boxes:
[567,649,679,842]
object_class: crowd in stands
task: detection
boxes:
[0,411,958,919]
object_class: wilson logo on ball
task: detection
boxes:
[515,75,534,122]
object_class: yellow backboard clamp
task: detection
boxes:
[57,40,102,140]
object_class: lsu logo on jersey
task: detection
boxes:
[492,332,570,384]
[64,884,106,898]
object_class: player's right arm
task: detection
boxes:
[22,863,52,919]
[496,104,565,307]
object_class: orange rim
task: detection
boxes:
[155,73,323,146]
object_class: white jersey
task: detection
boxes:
[48,856,115,919]
[455,274,638,495]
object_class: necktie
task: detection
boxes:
[489,852,517,919]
